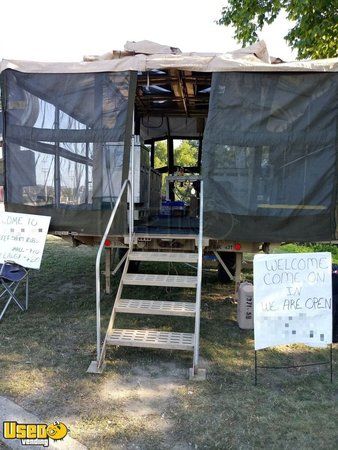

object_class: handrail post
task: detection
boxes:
[95,256,101,364]
[193,179,204,370]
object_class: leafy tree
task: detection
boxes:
[217,0,338,59]
[154,140,167,169]
[154,140,199,196]
[175,140,198,168]
[154,140,199,169]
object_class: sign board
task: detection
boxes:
[0,212,51,269]
[254,252,332,350]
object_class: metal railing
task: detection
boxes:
[94,178,133,365]
[193,179,204,370]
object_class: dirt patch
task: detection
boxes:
[101,363,184,426]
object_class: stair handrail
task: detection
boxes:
[95,178,133,365]
[193,179,204,371]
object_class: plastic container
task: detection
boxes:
[160,201,185,217]
[160,201,172,216]
[237,281,254,329]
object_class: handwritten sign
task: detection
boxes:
[254,252,332,350]
[0,212,51,269]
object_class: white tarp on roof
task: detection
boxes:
[1,41,337,73]
[124,39,181,55]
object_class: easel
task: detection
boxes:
[254,344,333,385]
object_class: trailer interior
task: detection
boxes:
[68,68,260,258]
[133,69,208,236]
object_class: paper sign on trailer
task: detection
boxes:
[253,252,332,350]
[0,212,51,269]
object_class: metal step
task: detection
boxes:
[129,251,198,263]
[115,299,196,317]
[106,329,194,351]
[123,273,197,288]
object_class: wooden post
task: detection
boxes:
[235,252,243,298]
[105,246,112,294]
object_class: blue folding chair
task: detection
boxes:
[0,261,29,321]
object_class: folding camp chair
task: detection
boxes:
[0,261,29,321]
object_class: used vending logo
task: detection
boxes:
[3,420,69,447]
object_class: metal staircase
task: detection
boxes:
[105,250,198,347]
[87,137,204,378]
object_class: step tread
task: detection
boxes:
[129,251,198,263]
[116,299,196,316]
[123,273,197,287]
[106,329,194,351]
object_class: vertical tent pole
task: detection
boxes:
[54,107,60,207]
[198,138,202,172]
[168,137,175,201]
[130,110,135,241]
[193,179,204,370]
[85,136,89,204]
[150,140,155,168]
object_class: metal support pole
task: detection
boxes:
[111,250,128,276]
[214,251,235,281]
[254,350,258,386]
[193,180,204,370]
[253,347,332,385]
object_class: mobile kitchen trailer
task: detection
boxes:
[1,41,337,375]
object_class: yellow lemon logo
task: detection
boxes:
[46,421,68,440]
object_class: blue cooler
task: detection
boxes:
[160,201,185,217]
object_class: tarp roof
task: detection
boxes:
[1,41,337,73]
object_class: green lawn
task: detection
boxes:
[0,237,337,449]
[276,243,338,264]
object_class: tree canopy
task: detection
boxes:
[217,0,338,59]
[154,141,167,169]
[175,140,198,168]
[154,140,199,169]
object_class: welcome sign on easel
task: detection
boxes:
[0,212,51,269]
[254,252,332,350]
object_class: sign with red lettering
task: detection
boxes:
[253,252,332,350]
[0,212,51,269]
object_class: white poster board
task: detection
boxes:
[254,252,332,350]
[0,212,51,269]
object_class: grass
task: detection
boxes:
[276,243,338,265]
[0,237,337,449]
